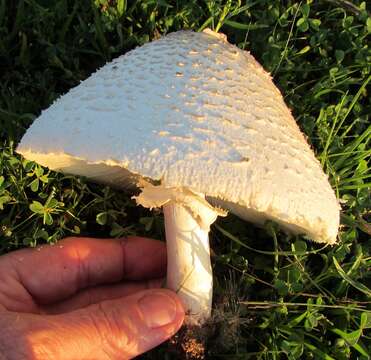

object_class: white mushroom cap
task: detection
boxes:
[17,29,340,244]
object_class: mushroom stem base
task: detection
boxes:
[164,202,213,326]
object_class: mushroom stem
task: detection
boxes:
[133,182,227,325]
[163,202,212,325]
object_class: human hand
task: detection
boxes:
[0,236,184,359]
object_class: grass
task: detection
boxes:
[0,0,370,358]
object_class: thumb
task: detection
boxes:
[2,289,185,360]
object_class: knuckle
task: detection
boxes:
[90,302,138,358]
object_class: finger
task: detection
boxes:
[43,278,165,314]
[2,236,166,305]
[0,289,184,360]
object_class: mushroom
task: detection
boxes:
[16,29,340,326]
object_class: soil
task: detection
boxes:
[168,325,209,359]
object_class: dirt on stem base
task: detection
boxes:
[168,324,210,360]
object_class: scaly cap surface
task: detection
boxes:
[17,29,340,244]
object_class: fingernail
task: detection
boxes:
[138,291,177,328]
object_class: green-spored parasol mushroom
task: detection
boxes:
[16,29,340,326]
